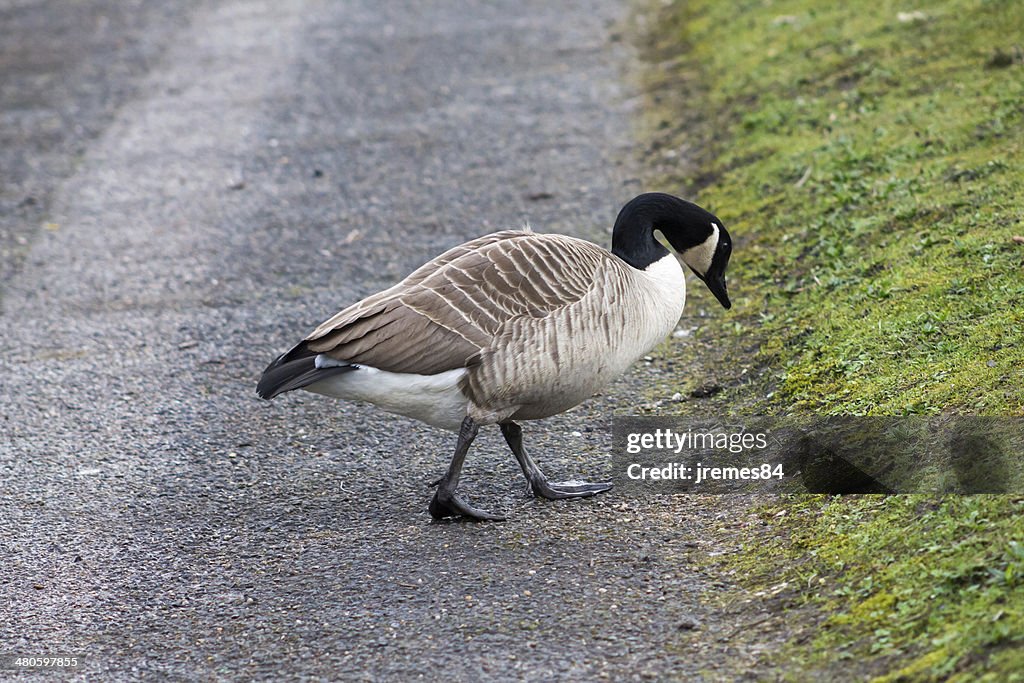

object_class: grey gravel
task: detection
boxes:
[0,1,776,680]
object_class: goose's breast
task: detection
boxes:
[472,254,687,421]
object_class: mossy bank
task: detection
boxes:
[636,0,1024,679]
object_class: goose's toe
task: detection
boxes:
[531,479,613,500]
[429,489,506,522]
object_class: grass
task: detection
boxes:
[641,0,1024,416]
[637,0,1024,679]
[715,495,1024,681]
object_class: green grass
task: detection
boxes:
[638,0,1024,679]
[721,495,1024,681]
[643,0,1024,415]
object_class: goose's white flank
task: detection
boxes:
[257,192,733,520]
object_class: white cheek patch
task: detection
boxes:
[682,223,720,276]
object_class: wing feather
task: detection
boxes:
[303,231,608,375]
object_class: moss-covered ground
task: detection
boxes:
[637,0,1024,678]
[706,494,1024,680]
[642,0,1023,416]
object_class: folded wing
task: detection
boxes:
[303,231,607,375]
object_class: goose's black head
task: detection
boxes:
[611,192,733,309]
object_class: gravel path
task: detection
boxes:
[1,1,775,679]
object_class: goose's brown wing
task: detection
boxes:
[304,232,607,375]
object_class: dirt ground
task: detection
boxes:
[0,1,784,679]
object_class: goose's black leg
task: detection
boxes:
[429,416,505,521]
[500,421,613,500]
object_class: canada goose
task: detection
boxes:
[257,192,733,520]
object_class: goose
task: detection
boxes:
[257,192,733,521]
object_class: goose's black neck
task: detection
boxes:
[611,192,715,270]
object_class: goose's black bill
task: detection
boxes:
[707,272,731,309]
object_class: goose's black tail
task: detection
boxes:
[256,344,356,399]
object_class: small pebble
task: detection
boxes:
[677,616,702,631]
